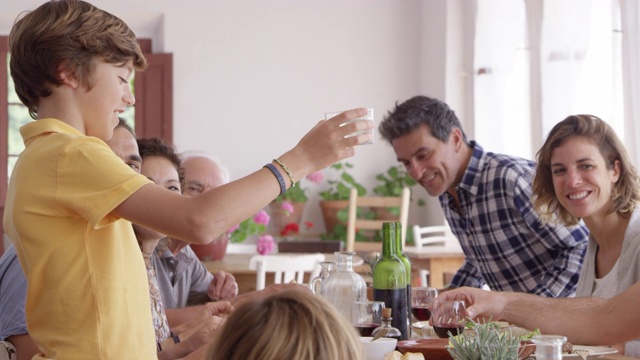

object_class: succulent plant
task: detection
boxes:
[446,319,521,360]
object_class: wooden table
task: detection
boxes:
[404,246,465,289]
[203,253,364,294]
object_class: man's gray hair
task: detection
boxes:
[179,150,230,184]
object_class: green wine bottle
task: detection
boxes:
[372,222,408,340]
[394,223,412,337]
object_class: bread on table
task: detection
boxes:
[384,351,425,360]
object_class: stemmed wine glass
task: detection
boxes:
[351,300,385,337]
[411,286,439,322]
[432,300,467,338]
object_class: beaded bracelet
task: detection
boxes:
[264,163,287,195]
[273,158,295,187]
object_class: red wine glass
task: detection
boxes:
[411,286,438,322]
[351,300,385,337]
[432,300,467,338]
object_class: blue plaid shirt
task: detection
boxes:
[440,142,588,297]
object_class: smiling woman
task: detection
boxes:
[532,114,640,356]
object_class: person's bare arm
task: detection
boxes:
[158,315,224,360]
[114,109,372,245]
[170,301,234,328]
[165,306,209,328]
[436,283,640,345]
[7,334,40,360]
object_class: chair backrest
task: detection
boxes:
[249,253,325,290]
[346,187,411,252]
[412,224,449,248]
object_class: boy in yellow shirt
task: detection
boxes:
[5,1,372,358]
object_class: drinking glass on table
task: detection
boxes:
[351,300,385,337]
[411,286,438,321]
[432,300,466,338]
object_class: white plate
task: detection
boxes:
[530,345,618,359]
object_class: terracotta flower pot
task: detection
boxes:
[269,201,306,232]
[319,200,349,234]
[191,234,229,261]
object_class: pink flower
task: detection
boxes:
[253,210,270,226]
[228,224,240,233]
[280,201,294,214]
[306,171,324,184]
[257,234,275,255]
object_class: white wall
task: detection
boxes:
[1,0,454,232]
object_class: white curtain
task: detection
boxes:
[473,0,531,159]
[620,0,640,166]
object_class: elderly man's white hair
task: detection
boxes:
[179,150,230,184]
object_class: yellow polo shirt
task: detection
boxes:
[3,119,157,359]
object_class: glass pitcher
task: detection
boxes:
[310,261,337,295]
[321,252,367,320]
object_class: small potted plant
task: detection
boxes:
[317,162,367,237]
[229,210,275,255]
[373,164,425,218]
[269,171,323,233]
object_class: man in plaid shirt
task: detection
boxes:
[379,96,588,297]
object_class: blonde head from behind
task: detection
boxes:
[207,288,365,360]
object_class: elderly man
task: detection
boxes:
[155,153,238,326]
[379,95,589,297]
[158,153,302,327]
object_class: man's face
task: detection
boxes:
[105,126,142,173]
[391,124,463,197]
[182,156,226,197]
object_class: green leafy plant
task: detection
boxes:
[318,162,367,201]
[228,210,270,243]
[273,182,308,203]
[373,164,425,216]
[320,212,373,242]
[272,171,324,204]
[446,320,524,360]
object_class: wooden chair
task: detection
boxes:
[345,187,411,252]
[411,224,449,248]
[249,253,325,290]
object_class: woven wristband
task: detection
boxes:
[273,158,295,187]
[264,163,286,195]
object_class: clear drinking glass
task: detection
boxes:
[531,335,567,360]
[351,300,385,337]
[411,286,438,321]
[432,300,467,338]
[324,108,375,144]
[310,261,337,295]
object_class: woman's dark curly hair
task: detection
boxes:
[136,137,184,187]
